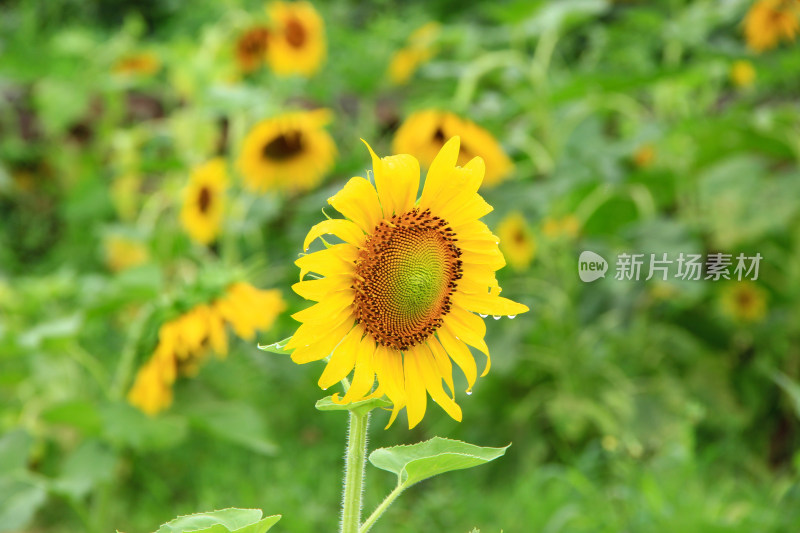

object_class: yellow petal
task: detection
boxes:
[426,336,454,396]
[419,136,460,210]
[460,248,506,270]
[303,218,365,251]
[290,290,353,323]
[339,334,377,403]
[416,344,462,422]
[363,139,420,216]
[436,325,477,392]
[286,306,354,349]
[427,156,485,216]
[295,244,357,279]
[373,344,406,413]
[451,291,529,318]
[444,306,489,356]
[328,176,383,232]
[291,317,355,364]
[318,325,364,389]
[292,275,352,302]
[404,347,428,429]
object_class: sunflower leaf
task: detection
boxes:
[154,508,280,533]
[257,337,292,354]
[315,395,392,413]
[369,437,509,488]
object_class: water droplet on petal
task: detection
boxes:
[492,315,501,320]
[466,390,473,396]
[508,315,516,319]
[479,313,488,318]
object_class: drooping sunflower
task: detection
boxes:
[128,283,286,415]
[392,110,514,187]
[237,110,336,193]
[235,26,271,73]
[388,22,441,85]
[744,0,799,52]
[180,158,227,245]
[497,212,536,271]
[287,137,528,428]
[266,1,326,77]
[730,60,756,87]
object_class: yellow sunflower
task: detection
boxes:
[287,137,528,429]
[392,110,513,187]
[744,0,799,52]
[113,51,161,77]
[497,212,536,271]
[128,283,285,415]
[730,60,756,87]
[104,235,149,272]
[237,109,336,193]
[266,1,326,77]
[180,158,227,245]
[720,281,767,323]
[388,22,440,85]
[235,26,271,73]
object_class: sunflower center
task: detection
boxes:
[353,208,462,350]
[198,186,212,213]
[285,18,306,48]
[262,131,304,161]
[241,27,269,55]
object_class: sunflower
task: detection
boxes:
[104,235,149,272]
[237,110,336,193]
[388,22,440,85]
[235,26,271,73]
[113,51,160,77]
[180,158,227,245]
[128,283,285,415]
[744,0,799,52]
[720,282,767,323]
[287,137,528,429]
[266,1,326,77]
[392,110,513,187]
[497,212,536,271]
[730,60,756,87]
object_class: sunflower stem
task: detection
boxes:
[358,483,406,533]
[341,408,370,533]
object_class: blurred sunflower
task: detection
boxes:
[288,137,528,428]
[237,109,336,193]
[388,22,440,85]
[266,1,326,77]
[104,235,149,272]
[632,144,655,168]
[113,51,161,77]
[129,283,286,415]
[235,26,271,73]
[542,215,580,239]
[497,212,536,271]
[744,0,799,52]
[720,282,767,323]
[392,110,513,187]
[730,60,756,87]
[180,158,227,245]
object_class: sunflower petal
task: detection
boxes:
[452,292,529,318]
[296,244,357,279]
[436,326,477,392]
[304,219,365,251]
[404,347,428,429]
[292,275,351,301]
[318,325,363,389]
[363,139,420,216]
[291,317,355,364]
[373,344,406,411]
[339,335,377,403]
[426,336,454,396]
[286,307,354,349]
[419,136,460,209]
[328,176,383,232]
[416,344,462,422]
[290,290,353,323]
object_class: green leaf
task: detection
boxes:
[369,437,509,488]
[100,403,188,451]
[154,508,280,533]
[185,401,277,456]
[0,478,47,532]
[315,395,392,414]
[257,337,292,354]
[0,430,32,475]
[770,370,800,419]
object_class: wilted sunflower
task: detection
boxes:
[497,212,536,271]
[266,1,326,77]
[129,283,286,415]
[388,22,440,85]
[237,110,336,193]
[744,0,799,52]
[236,26,271,73]
[287,137,528,428]
[180,158,227,245]
[730,60,756,87]
[392,110,513,187]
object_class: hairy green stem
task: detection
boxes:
[341,409,370,533]
[359,484,406,533]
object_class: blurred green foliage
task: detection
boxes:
[2,0,800,531]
